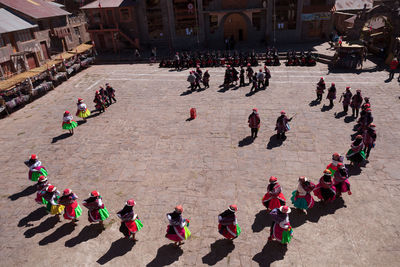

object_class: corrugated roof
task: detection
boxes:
[81,0,135,9]
[0,0,70,19]
[0,8,37,33]
[335,0,373,11]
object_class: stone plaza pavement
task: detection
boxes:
[0,62,399,267]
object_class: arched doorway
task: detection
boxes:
[223,13,248,42]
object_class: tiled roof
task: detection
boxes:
[0,8,37,33]
[0,0,70,19]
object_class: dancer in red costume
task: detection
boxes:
[58,189,82,224]
[218,205,241,240]
[117,199,143,241]
[262,176,286,211]
[314,170,337,202]
[166,205,191,246]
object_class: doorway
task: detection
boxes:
[223,13,248,42]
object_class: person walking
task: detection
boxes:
[248,108,261,139]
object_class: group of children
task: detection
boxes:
[61,83,116,135]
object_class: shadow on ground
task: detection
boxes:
[65,224,105,247]
[24,216,59,238]
[146,244,183,267]
[252,241,288,267]
[202,239,235,266]
[39,222,76,246]
[97,237,136,265]
[51,133,72,143]
[306,198,346,223]
[252,210,272,233]
[267,134,283,149]
[18,206,48,227]
[8,184,36,201]
[238,136,254,147]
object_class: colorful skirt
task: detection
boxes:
[166,225,191,241]
[62,120,78,130]
[334,180,351,194]
[64,201,82,220]
[77,109,91,118]
[88,207,110,222]
[35,192,48,205]
[120,218,143,237]
[291,190,314,210]
[272,224,293,244]
[314,185,336,202]
[29,167,48,181]
[262,193,286,210]
[346,149,366,164]
[46,203,65,215]
[218,223,241,239]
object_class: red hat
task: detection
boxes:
[346,86,351,90]
[269,176,278,182]
[356,135,363,139]
[337,162,344,168]
[78,98,83,102]
[331,83,335,86]
[96,90,99,94]
[229,204,238,212]
[323,169,332,175]
[279,205,291,214]
[332,152,340,160]
[369,123,376,128]
[320,77,324,80]
[366,108,372,112]
[38,175,47,182]
[364,103,371,108]
[280,110,286,115]
[247,63,250,66]
[253,108,258,112]
[30,154,37,160]
[63,188,72,195]
[90,190,99,197]
[175,205,183,213]
[64,111,70,114]
[259,69,262,71]
[299,176,307,181]
[126,199,136,207]
[46,185,56,192]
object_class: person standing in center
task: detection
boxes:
[326,82,336,107]
[166,205,191,246]
[276,111,292,140]
[58,188,82,225]
[218,205,241,240]
[269,206,293,245]
[262,176,286,211]
[351,89,363,118]
[316,77,326,101]
[248,108,261,139]
[291,176,315,212]
[339,87,352,114]
[117,199,143,241]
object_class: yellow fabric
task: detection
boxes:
[50,204,65,215]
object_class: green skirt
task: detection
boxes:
[62,120,78,130]
[99,207,110,221]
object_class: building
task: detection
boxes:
[82,0,338,52]
[0,8,40,77]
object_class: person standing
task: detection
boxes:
[42,185,64,220]
[94,91,106,113]
[262,176,286,211]
[58,189,82,225]
[350,90,363,118]
[257,69,265,89]
[35,175,49,205]
[239,66,245,87]
[187,71,196,91]
[106,83,116,104]
[275,111,292,140]
[388,57,398,80]
[326,82,336,107]
[313,170,337,203]
[316,77,326,101]
[203,70,210,88]
[76,98,91,122]
[362,123,376,159]
[25,154,48,182]
[268,206,293,245]
[218,205,241,240]
[346,135,366,167]
[291,176,315,212]
[248,108,261,139]
[62,111,78,135]
[333,163,352,197]
[82,190,110,227]
[117,199,143,241]
[264,66,271,87]
[339,87,352,113]
[246,63,254,84]
[166,205,191,246]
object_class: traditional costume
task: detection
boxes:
[362,123,376,159]
[58,189,82,223]
[25,154,48,181]
[269,206,293,244]
[106,83,116,104]
[248,108,260,139]
[35,175,49,205]
[218,205,241,240]
[333,163,351,197]
[340,87,352,113]
[316,77,326,101]
[42,185,64,216]
[203,70,210,88]
[276,111,292,140]
[326,153,344,175]
[262,176,286,211]
[62,111,77,134]
[117,199,143,240]
[314,170,336,202]
[326,83,336,107]
[93,91,106,113]
[350,90,363,118]
[246,64,254,83]
[346,135,366,166]
[76,98,90,119]
[82,190,110,224]
[291,176,315,210]
[166,205,191,245]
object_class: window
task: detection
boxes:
[120,8,131,22]
[173,0,198,37]
[252,12,261,31]
[17,30,34,42]
[209,15,218,33]
[274,0,297,30]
